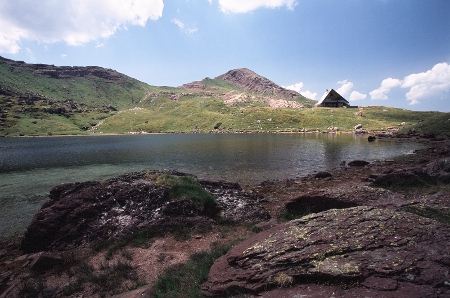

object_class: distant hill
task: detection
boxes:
[1,56,449,137]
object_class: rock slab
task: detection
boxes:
[201,206,450,297]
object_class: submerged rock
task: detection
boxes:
[201,206,450,297]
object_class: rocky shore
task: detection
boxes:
[0,133,449,297]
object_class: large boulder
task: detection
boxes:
[21,171,269,253]
[425,158,450,182]
[20,174,170,253]
[201,206,450,297]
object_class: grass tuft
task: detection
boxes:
[153,243,231,298]
[156,174,218,216]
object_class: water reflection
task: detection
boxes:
[0,133,424,237]
[0,133,423,192]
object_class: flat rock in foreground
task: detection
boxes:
[201,206,450,297]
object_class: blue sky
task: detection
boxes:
[1,0,449,112]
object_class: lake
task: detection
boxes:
[0,133,422,237]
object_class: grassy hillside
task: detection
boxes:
[97,99,450,136]
[1,57,449,137]
[0,58,153,110]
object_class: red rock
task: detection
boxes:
[201,206,450,297]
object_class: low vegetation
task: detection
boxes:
[153,242,231,298]
[154,173,218,216]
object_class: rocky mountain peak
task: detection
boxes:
[216,68,302,100]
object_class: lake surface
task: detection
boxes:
[0,133,423,237]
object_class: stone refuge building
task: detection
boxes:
[314,89,350,108]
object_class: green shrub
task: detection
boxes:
[156,174,218,216]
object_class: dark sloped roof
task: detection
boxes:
[315,89,349,107]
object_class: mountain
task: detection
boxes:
[1,56,448,137]
[180,68,314,108]
[216,68,302,100]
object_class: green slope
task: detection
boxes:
[0,56,153,109]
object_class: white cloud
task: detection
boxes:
[402,62,450,104]
[283,81,317,99]
[335,79,366,101]
[336,80,353,97]
[300,90,317,100]
[61,54,67,58]
[218,0,298,13]
[369,78,402,100]
[284,82,303,92]
[370,63,450,106]
[349,91,366,101]
[172,18,185,29]
[172,18,198,34]
[0,0,164,53]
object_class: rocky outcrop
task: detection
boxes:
[0,56,124,83]
[201,206,450,297]
[200,179,270,223]
[20,171,269,253]
[283,186,408,215]
[216,68,303,101]
[180,81,207,90]
[425,158,450,181]
[281,184,450,228]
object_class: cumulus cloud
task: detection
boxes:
[369,78,402,100]
[284,82,303,92]
[218,0,298,13]
[172,18,198,34]
[370,63,450,106]
[336,80,353,97]
[0,0,164,53]
[349,91,367,101]
[300,90,318,100]
[335,79,366,101]
[283,81,317,100]
[402,62,450,104]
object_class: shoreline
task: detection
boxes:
[3,129,396,138]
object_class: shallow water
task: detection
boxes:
[0,133,423,237]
